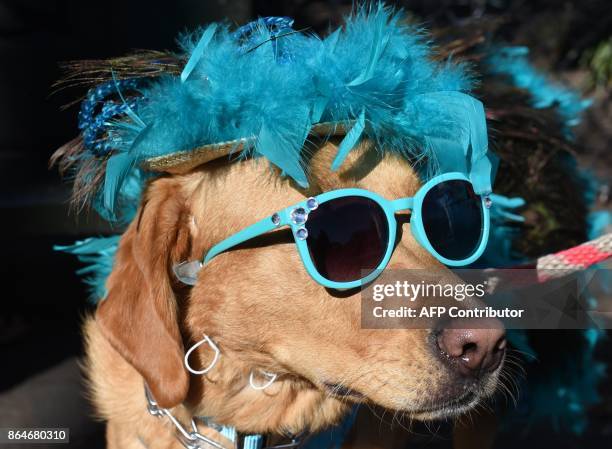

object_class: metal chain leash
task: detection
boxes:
[145,385,228,449]
[144,385,304,449]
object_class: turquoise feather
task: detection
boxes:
[54,236,119,301]
[331,109,366,171]
[181,23,218,82]
[486,46,592,131]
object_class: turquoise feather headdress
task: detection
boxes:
[59,3,493,221]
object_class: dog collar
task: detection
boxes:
[144,385,304,449]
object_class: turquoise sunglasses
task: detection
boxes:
[177,172,490,289]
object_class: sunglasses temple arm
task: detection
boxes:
[203,214,282,264]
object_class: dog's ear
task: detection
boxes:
[96,179,192,409]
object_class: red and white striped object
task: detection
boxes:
[536,233,612,281]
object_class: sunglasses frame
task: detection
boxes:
[202,172,490,289]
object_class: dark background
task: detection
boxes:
[0,1,610,448]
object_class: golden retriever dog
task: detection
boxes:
[82,138,506,449]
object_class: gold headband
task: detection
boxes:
[142,121,354,174]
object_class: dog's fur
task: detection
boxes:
[84,139,503,448]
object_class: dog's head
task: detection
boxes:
[96,139,506,433]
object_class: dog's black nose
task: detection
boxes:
[436,318,506,377]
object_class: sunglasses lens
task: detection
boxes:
[305,196,389,283]
[421,180,484,261]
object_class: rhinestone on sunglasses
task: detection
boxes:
[296,228,308,240]
[271,213,281,226]
[290,207,308,225]
[306,197,318,211]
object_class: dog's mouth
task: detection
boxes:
[323,382,366,400]
[322,380,483,418]
[321,370,499,420]
[410,390,480,419]
[408,369,503,420]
